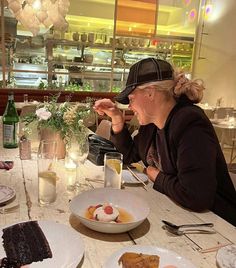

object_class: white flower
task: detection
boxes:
[59,102,66,109]
[78,119,83,125]
[36,107,52,120]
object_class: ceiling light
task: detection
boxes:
[7,0,70,36]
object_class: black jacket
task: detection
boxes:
[111,102,236,226]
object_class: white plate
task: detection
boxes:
[103,245,196,268]
[0,220,84,268]
[122,170,148,184]
[216,244,236,268]
[0,185,16,205]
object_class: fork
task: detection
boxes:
[85,178,104,184]
[163,225,216,236]
[0,204,20,214]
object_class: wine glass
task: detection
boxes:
[67,136,89,192]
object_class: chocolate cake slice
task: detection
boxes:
[2,221,52,267]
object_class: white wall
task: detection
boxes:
[193,0,236,107]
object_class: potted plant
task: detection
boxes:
[21,93,92,159]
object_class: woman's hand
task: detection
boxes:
[93,99,125,133]
[93,98,119,117]
[146,166,160,182]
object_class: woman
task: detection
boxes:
[93,58,236,226]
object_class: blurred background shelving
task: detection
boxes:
[1,0,198,91]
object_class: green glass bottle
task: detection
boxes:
[2,92,19,148]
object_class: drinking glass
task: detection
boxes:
[65,95,71,102]
[104,152,123,189]
[67,136,89,191]
[23,94,28,104]
[37,140,57,206]
[44,95,49,103]
[229,111,236,127]
[225,108,231,121]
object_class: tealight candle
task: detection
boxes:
[64,157,76,170]
[66,169,76,191]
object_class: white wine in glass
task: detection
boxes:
[37,140,57,206]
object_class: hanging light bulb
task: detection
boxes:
[32,0,41,10]
[7,0,70,36]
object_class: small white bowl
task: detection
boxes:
[70,188,150,233]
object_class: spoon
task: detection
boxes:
[162,220,214,229]
[162,225,216,236]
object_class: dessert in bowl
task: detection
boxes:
[69,188,150,233]
[87,203,121,222]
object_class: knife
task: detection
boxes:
[127,166,148,191]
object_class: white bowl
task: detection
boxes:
[69,188,150,233]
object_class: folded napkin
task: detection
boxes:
[0,161,14,170]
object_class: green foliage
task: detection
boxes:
[38,80,47,90]
[112,86,121,92]
[21,93,92,145]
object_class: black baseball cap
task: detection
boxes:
[115,57,174,104]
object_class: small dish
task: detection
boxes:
[122,170,148,184]
[103,245,196,268]
[216,244,236,268]
[0,185,16,205]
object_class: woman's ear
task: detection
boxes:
[146,86,155,101]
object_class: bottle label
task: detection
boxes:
[3,123,18,144]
